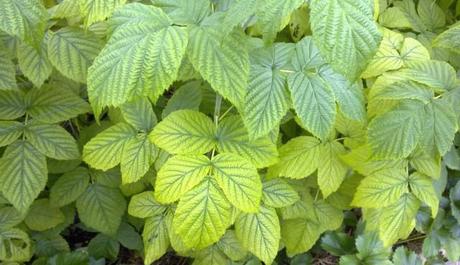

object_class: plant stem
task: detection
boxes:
[314,189,320,201]
[214,94,222,127]
[219,106,234,121]
[396,235,426,245]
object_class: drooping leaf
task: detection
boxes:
[49,167,90,207]
[217,116,278,168]
[150,110,216,155]
[0,140,47,213]
[310,0,382,80]
[269,136,320,179]
[24,123,80,160]
[173,177,232,249]
[88,3,188,116]
[235,205,280,264]
[243,43,294,139]
[0,228,32,262]
[155,155,211,204]
[76,184,127,235]
[211,153,262,213]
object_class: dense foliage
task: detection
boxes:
[0,0,460,264]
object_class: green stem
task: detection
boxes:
[314,189,320,201]
[219,106,234,122]
[396,235,426,245]
[214,94,222,127]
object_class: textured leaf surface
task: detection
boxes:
[150,110,216,155]
[188,24,249,109]
[173,177,232,249]
[0,0,47,47]
[353,169,409,208]
[17,40,52,88]
[0,140,47,213]
[211,153,262,212]
[243,43,293,139]
[0,51,18,90]
[288,38,336,139]
[0,90,26,120]
[217,116,278,168]
[151,0,210,25]
[25,87,90,123]
[262,179,299,208]
[378,194,420,246]
[76,184,127,235]
[433,23,460,53]
[0,121,23,147]
[120,135,158,183]
[24,123,79,160]
[310,0,381,80]
[155,155,211,203]
[368,101,424,159]
[235,205,280,264]
[128,191,166,218]
[317,141,348,198]
[270,136,320,179]
[83,123,137,171]
[161,81,203,119]
[408,172,438,217]
[143,214,170,264]
[88,3,187,115]
[121,97,156,132]
[49,167,90,207]
[80,0,127,26]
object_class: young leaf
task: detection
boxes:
[24,123,80,160]
[288,37,336,140]
[408,172,439,217]
[76,184,127,235]
[0,140,47,213]
[48,27,103,83]
[352,169,409,208]
[242,42,294,139]
[0,121,24,147]
[262,179,300,208]
[150,110,216,155]
[25,86,90,124]
[128,191,167,218]
[211,153,262,213]
[88,3,187,115]
[235,205,280,264]
[143,214,170,264]
[217,116,278,168]
[155,155,211,204]
[83,123,137,171]
[49,167,90,207]
[310,0,382,80]
[187,24,249,109]
[270,136,320,179]
[173,177,232,249]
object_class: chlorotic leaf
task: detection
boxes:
[88,3,188,115]
[47,27,103,83]
[17,39,52,88]
[49,167,90,207]
[262,179,300,208]
[217,116,278,168]
[76,184,127,235]
[0,121,24,147]
[211,153,262,213]
[161,81,203,119]
[143,214,170,264]
[408,172,439,217]
[269,136,320,179]
[310,0,382,80]
[188,24,249,109]
[0,140,47,213]
[155,155,211,204]
[128,191,167,219]
[24,123,80,160]
[317,141,348,198]
[150,110,216,155]
[120,97,157,132]
[433,23,460,53]
[120,135,158,184]
[0,90,26,120]
[0,51,18,90]
[216,230,248,261]
[235,205,280,264]
[80,0,127,26]
[83,123,137,171]
[173,177,232,249]
[399,38,430,67]
[243,43,294,139]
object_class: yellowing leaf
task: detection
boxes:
[128,191,167,219]
[80,0,127,26]
[317,141,348,198]
[408,172,439,217]
[211,153,262,213]
[262,179,300,208]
